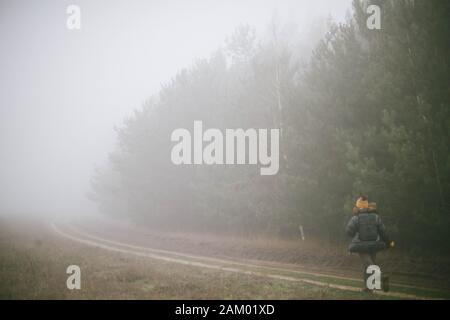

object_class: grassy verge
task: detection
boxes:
[0,217,385,300]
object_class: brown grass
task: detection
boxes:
[72,216,450,290]
[0,215,381,300]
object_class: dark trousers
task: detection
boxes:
[359,252,377,287]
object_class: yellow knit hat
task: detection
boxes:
[356,197,369,209]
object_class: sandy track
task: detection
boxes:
[50,221,435,300]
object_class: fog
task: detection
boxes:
[2,1,449,300]
[0,0,351,219]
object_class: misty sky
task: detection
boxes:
[0,0,352,217]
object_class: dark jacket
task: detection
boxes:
[346,209,389,253]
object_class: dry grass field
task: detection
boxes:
[1,215,449,300]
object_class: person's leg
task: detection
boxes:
[359,253,373,290]
[372,252,390,292]
[370,252,376,265]
[367,252,389,292]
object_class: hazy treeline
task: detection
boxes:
[91,0,449,252]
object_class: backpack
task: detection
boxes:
[358,213,379,241]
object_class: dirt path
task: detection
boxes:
[51,221,441,300]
